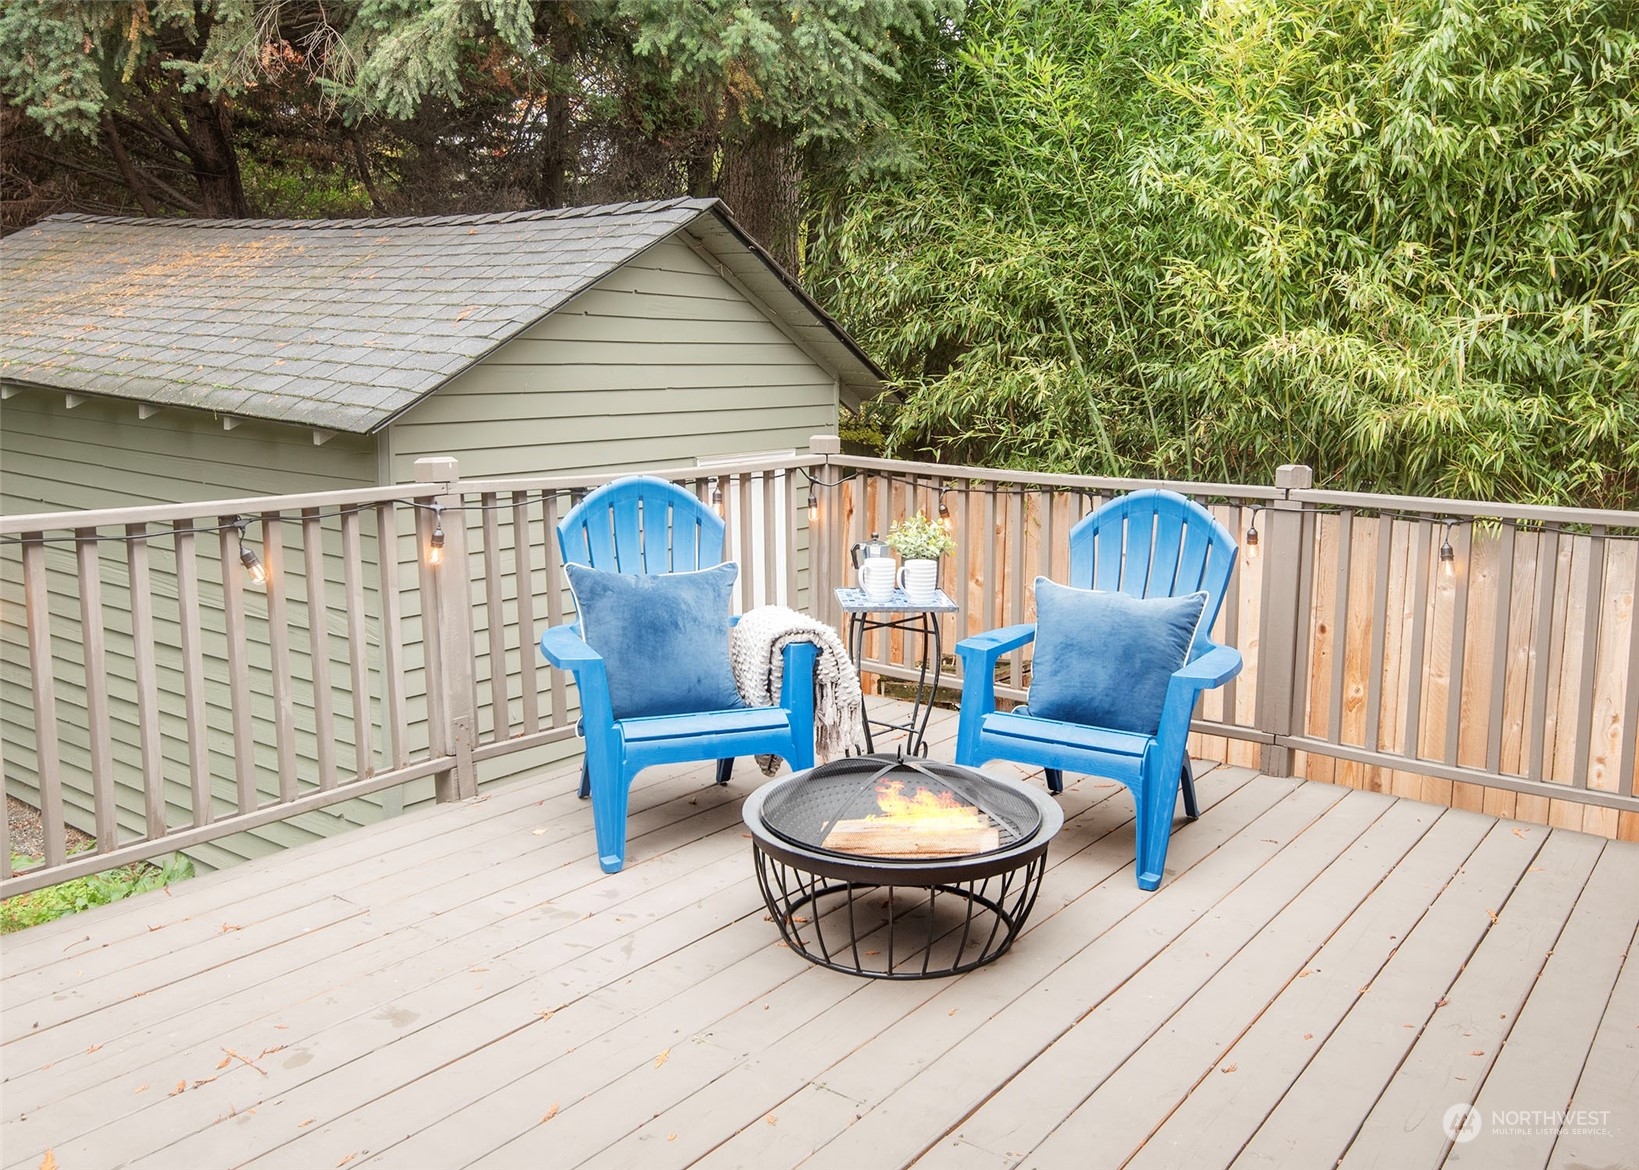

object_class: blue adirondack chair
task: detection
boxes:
[539,476,817,873]
[954,489,1243,890]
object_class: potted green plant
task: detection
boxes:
[886,512,955,603]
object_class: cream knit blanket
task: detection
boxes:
[730,605,867,775]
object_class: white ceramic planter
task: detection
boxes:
[897,558,940,604]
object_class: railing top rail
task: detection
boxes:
[0,454,826,534]
[453,453,825,497]
[829,454,1285,502]
[1292,487,1639,530]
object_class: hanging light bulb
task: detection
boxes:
[710,483,724,518]
[236,519,268,585]
[938,490,953,533]
[1439,524,1456,577]
[1244,507,1261,560]
[426,503,446,567]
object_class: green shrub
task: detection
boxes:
[2,854,195,933]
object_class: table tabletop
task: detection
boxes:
[834,586,959,614]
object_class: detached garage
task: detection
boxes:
[0,198,881,867]
[1,196,881,503]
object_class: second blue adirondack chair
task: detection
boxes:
[539,476,817,873]
[954,489,1243,890]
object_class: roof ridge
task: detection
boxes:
[42,197,718,231]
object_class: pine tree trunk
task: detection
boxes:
[719,122,801,274]
[179,90,249,218]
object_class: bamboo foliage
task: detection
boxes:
[809,0,1639,509]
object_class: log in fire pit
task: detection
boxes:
[743,755,1063,979]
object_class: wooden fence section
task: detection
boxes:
[0,455,816,897]
[820,458,1639,843]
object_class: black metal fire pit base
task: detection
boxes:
[742,756,1063,980]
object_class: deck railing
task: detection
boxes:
[0,454,817,896]
[816,449,1638,840]
[3,442,1634,896]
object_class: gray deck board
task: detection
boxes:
[3,703,1635,1170]
[1452,842,1639,1170]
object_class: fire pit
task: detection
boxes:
[742,755,1063,979]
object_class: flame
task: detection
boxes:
[872,780,990,829]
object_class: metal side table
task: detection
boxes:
[835,586,959,756]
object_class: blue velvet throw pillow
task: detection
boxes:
[565,561,746,721]
[1026,578,1208,736]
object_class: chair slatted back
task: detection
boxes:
[1066,489,1238,630]
[557,476,726,574]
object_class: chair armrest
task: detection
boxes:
[778,640,819,722]
[539,624,614,731]
[1173,642,1243,690]
[1154,642,1243,750]
[954,623,1037,668]
[954,624,1037,760]
[539,624,602,671]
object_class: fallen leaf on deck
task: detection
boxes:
[274,1024,289,1030]
[1220,1064,1238,1074]
[1470,1050,1485,1056]
[134,1083,149,1094]
[947,1009,958,1017]
[298,1118,315,1128]
[543,1103,560,1122]
[337,1154,358,1167]
[39,1150,57,1170]
[765,1115,778,1126]
[1297,969,1314,978]
[532,828,547,836]
[865,950,880,957]
[1436,997,1449,1007]
[220,923,242,933]
[1511,828,1529,837]
[1485,909,1499,924]
[655,1049,670,1068]
[540,1009,554,1022]
[170,1080,188,1096]
[217,1056,233,1070]
[469,966,489,973]
[667,1134,678,1142]
[86,1044,102,1054]
[193,1076,217,1088]
[1302,1034,1313,1040]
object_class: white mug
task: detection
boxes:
[857,556,896,602]
[897,559,939,604]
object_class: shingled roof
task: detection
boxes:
[0,198,882,434]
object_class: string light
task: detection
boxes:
[235,519,268,586]
[710,483,724,518]
[1244,506,1261,560]
[1440,522,1456,577]
[426,502,445,567]
[937,489,953,534]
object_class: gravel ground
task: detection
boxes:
[6,795,95,864]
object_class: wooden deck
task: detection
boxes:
[3,704,1635,1170]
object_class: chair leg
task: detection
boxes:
[578,759,590,800]
[715,758,734,786]
[1180,758,1199,820]
[1044,767,1065,795]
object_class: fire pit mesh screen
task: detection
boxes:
[744,756,1061,979]
[760,755,1042,861]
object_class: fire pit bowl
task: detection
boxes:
[742,755,1063,979]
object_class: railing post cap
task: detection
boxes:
[415,456,459,483]
[1275,464,1314,490]
[809,435,842,456]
